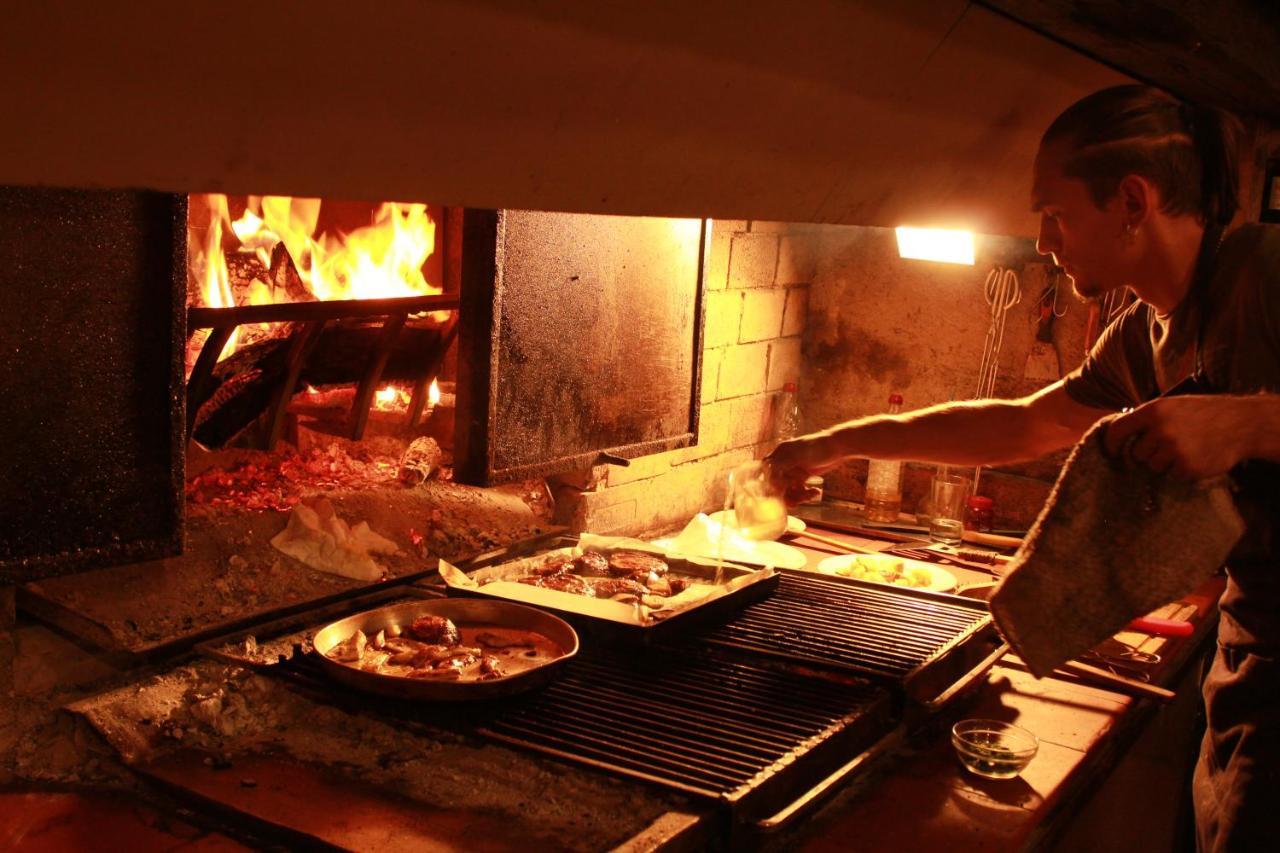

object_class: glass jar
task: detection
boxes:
[964,495,995,533]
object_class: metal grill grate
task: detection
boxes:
[279,647,892,811]
[696,572,991,680]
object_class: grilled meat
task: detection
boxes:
[606,550,668,578]
[519,573,594,596]
[408,615,461,645]
[590,577,649,598]
[531,560,575,577]
[573,550,610,575]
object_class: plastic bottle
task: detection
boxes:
[864,394,904,523]
[775,381,801,441]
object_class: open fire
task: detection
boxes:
[186,194,443,371]
[183,194,457,448]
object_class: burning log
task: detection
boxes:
[191,313,454,448]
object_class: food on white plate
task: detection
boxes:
[324,615,563,681]
[833,554,933,588]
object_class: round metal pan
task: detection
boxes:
[312,598,579,701]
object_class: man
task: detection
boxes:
[767,85,1280,851]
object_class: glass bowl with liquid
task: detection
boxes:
[951,719,1038,780]
[727,461,789,541]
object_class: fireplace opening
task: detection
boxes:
[184,193,459,453]
[7,183,710,667]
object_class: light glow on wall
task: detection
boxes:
[895,227,975,265]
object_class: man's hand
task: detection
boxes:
[1103,395,1255,480]
[765,432,843,503]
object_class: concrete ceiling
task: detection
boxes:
[979,1,1280,123]
[0,1,1131,236]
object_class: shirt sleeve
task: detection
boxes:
[1061,300,1155,411]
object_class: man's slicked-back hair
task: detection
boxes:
[1042,85,1241,226]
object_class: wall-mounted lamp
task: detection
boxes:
[895,227,975,265]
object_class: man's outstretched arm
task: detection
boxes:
[766,380,1110,483]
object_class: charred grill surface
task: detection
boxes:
[275,645,892,818]
[695,572,994,683]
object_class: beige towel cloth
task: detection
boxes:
[989,417,1245,677]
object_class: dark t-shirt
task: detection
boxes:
[1062,223,1280,648]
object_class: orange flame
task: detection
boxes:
[188,194,440,364]
[427,378,441,408]
[374,385,411,411]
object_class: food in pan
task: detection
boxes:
[500,549,696,603]
[408,614,461,645]
[324,615,563,681]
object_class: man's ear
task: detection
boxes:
[1116,174,1154,228]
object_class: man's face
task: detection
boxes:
[1031,142,1128,300]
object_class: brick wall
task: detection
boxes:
[801,225,1089,530]
[554,221,814,536]
[552,219,1087,536]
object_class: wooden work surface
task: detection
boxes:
[775,524,1222,853]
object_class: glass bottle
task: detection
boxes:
[775,381,800,441]
[864,393,904,523]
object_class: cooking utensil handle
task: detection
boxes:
[753,727,905,833]
[791,530,880,555]
[1126,616,1194,637]
[884,547,1005,577]
[919,642,1010,712]
[1055,660,1176,702]
[961,530,1023,549]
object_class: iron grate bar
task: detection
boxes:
[273,645,891,805]
[694,573,989,679]
[563,659,856,734]
[544,677,823,751]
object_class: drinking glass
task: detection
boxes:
[727,461,789,541]
[929,474,969,544]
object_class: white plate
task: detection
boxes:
[708,510,806,538]
[815,553,957,593]
[651,537,809,571]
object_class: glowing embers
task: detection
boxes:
[375,385,411,411]
[373,378,439,414]
[895,227,975,265]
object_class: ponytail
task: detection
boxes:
[1180,101,1240,225]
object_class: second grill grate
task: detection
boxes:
[693,571,998,697]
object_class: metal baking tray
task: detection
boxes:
[440,543,780,643]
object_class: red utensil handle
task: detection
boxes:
[1126,616,1194,637]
